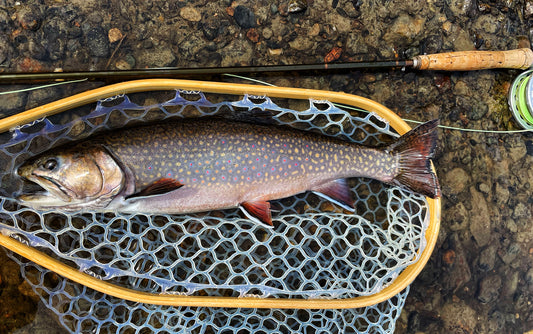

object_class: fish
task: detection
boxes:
[16,118,441,226]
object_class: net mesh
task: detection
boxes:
[0,89,430,333]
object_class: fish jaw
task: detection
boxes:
[17,146,126,211]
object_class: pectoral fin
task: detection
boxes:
[240,200,273,227]
[312,179,354,211]
[126,178,184,199]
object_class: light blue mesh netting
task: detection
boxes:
[0,90,429,333]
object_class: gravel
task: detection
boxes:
[0,0,532,333]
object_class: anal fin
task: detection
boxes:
[127,178,184,199]
[312,179,354,211]
[241,200,273,227]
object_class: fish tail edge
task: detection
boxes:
[388,119,441,199]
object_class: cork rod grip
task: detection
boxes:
[412,48,533,71]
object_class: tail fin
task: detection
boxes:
[387,119,441,198]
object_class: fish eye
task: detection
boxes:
[43,158,58,171]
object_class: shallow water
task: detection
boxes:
[0,0,532,333]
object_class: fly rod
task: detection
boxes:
[0,48,531,83]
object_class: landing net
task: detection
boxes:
[0,89,430,333]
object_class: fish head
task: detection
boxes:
[17,146,125,211]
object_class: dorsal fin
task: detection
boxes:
[241,200,273,227]
[127,178,183,199]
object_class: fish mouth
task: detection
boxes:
[18,172,74,206]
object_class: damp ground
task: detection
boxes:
[0,0,532,333]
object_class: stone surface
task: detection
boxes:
[443,168,470,196]
[469,187,492,247]
[136,45,175,67]
[477,274,502,303]
[233,5,256,28]
[85,26,109,57]
[180,7,202,22]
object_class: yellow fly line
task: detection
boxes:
[0,79,441,309]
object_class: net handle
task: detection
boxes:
[0,79,441,309]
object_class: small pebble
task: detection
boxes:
[309,23,320,36]
[477,274,502,303]
[233,5,256,28]
[262,27,273,39]
[180,7,202,22]
[86,26,109,57]
[288,0,307,13]
[246,28,259,43]
[16,5,42,31]
[268,48,282,56]
[115,59,131,70]
[442,249,456,265]
[108,28,123,43]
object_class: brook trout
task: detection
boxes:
[17,118,441,226]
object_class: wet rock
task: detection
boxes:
[108,28,123,43]
[246,28,260,43]
[478,182,491,194]
[0,9,11,31]
[337,1,360,18]
[115,59,131,70]
[325,11,352,34]
[0,35,12,65]
[421,34,443,54]
[28,38,47,60]
[464,97,488,120]
[86,27,109,57]
[202,17,221,41]
[15,5,42,31]
[477,274,502,303]
[443,167,470,195]
[289,36,314,51]
[447,202,469,231]
[469,187,492,247]
[309,23,320,37]
[26,85,61,109]
[137,46,175,67]
[473,15,499,34]
[487,311,507,332]
[446,0,477,16]
[288,0,307,14]
[442,233,471,292]
[262,27,273,39]
[0,89,27,116]
[42,17,67,60]
[440,299,478,332]
[512,202,529,219]
[526,267,533,284]
[180,7,202,22]
[498,242,520,264]
[178,31,205,60]
[233,5,256,29]
[382,14,425,44]
[494,182,510,206]
[508,140,527,162]
[501,270,519,299]
[15,57,45,72]
[478,244,497,271]
[220,38,253,66]
[525,0,533,20]
[452,28,475,51]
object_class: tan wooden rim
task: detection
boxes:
[0,79,441,309]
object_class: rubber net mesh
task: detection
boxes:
[0,89,429,333]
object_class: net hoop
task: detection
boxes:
[0,79,441,309]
